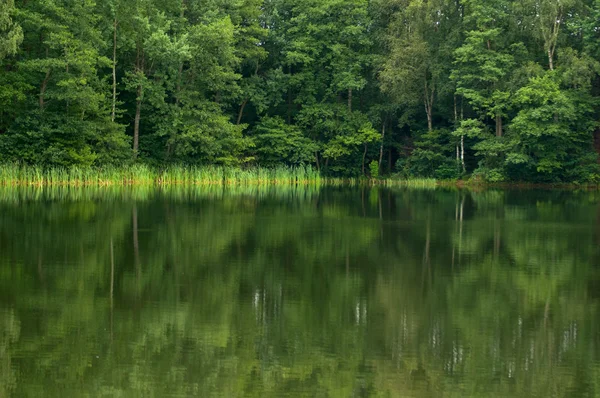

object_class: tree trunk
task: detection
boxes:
[315,151,320,171]
[424,80,434,132]
[237,98,248,125]
[425,104,433,132]
[461,134,465,173]
[176,0,186,105]
[378,120,386,169]
[427,110,432,132]
[133,39,145,159]
[133,84,142,158]
[456,144,459,165]
[495,114,503,137]
[111,16,117,122]
[348,88,352,112]
[454,95,458,125]
[547,48,554,71]
[362,143,367,176]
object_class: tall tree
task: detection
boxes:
[0,0,22,60]
[451,0,521,138]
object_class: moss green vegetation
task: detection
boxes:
[1,0,600,183]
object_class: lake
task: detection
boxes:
[0,186,599,397]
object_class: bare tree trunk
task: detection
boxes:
[542,8,561,71]
[454,95,459,166]
[495,114,503,137]
[456,144,460,165]
[461,135,465,173]
[424,80,434,132]
[348,88,352,112]
[379,119,386,170]
[237,98,248,125]
[315,151,320,171]
[362,143,367,175]
[454,95,458,124]
[111,16,117,122]
[425,105,433,132]
[133,85,142,158]
[133,42,144,159]
[175,0,186,105]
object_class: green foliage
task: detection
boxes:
[369,160,379,178]
[503,71,599,182]
[252,116,317,167]
[401,129,461,179]
[0,0,22,60]
[0,0,598,182]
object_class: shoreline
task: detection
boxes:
[0,165,597,190]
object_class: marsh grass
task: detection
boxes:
[0,163,437,188]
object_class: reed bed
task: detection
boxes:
[0,163,437,188]
[0,164,323,187]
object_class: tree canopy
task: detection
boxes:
[1,0,599,182]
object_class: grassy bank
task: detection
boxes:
[0,164,438,188]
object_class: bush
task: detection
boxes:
[369,160,379,178]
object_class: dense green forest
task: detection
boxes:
[1,0,600,182]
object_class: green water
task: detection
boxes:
[0,186,599,397]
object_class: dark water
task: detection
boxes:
[1,186,600,397]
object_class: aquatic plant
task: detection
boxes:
[0,163,438,188]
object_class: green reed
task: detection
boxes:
[0,163,438,188]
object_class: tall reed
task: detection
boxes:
[0,163,438,188]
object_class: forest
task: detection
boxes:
[1,0,600,182]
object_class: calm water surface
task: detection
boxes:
[0,186,599,397]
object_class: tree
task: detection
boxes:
[0,0,129,166]
[451,0,522,138]
[0,0,22,60]
[379,0,458,133]
[252,116,317,166]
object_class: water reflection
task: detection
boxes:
[0,186,599,397]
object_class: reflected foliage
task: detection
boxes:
[0,187,599,396]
